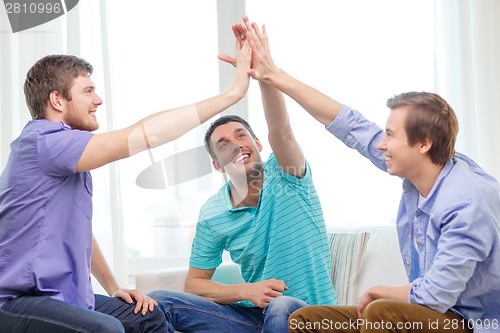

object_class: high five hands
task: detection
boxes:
[219,16,279,82]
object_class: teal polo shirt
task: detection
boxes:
[190,153,337,306]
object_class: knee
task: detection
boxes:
[288,306,321,332]
[289,306,308,323]
[148,289,183,309]
[141,306,168,333]
[362,299,395,321]
[147,290,180,317]
[148,306,168,325]
[94,316,126,333]
[267,296,307,315]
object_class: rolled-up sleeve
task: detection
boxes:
[326,105,387,171]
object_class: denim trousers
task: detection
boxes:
[148,289,307,333]
[0,294,167,333]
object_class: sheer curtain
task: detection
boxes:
[434,0,500,181]
[245,0,434,228]
[0,1,127,291]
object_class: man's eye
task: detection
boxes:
[220,143,228,150]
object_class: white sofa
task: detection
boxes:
[136,225,408,306]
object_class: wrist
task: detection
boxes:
[237,283,249,301]
[225,85,246,104]
[108,285,121,297]
[261,66,283,85]
[367,285,382,299]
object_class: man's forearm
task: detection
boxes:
[259,80,305,176]
[184,278,247,304]
[263,68,343,126]
[91,235,120,296]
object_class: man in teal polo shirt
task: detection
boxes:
[149,24,337,332]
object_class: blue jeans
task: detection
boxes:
[148,289,307,333]
[0,294,167,333]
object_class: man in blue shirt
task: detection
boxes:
[0,40,252,332]
[237,16,500,333]
[148,21,337,333]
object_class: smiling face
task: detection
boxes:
[209,121,263,179]
[61,75,103,132]
[377,107,428,180]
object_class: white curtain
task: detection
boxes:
[0,1,128,291]
[435,0,500,180]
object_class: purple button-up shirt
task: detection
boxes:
[0,120,94,309]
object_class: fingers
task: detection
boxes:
[243,20,264,49]
[251,21,264,41]
[357,304,363,318]
[232,23,247,42]
[114,289,133,304]
[269,279,288,292]
[114,289,158,316]
[135,295,157,316]
[238,41,252,68]
[218,54,237,67]
[129,290,152,315]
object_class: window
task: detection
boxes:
[246,0,435,227]
[103,0,434,273]
[106,1,221,272]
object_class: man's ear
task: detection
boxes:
[212,159,225,173]
[48,91,64,112]
[255,137,263,152]
[420,138,432,154]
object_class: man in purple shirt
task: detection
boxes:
[236,17,500,333]
[0,44,251,332]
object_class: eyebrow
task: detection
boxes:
[215,128,246,145]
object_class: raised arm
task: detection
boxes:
[242,20,305,177]
[221,19,304,176]
[75,41,252,172]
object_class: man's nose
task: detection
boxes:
[94,94,103,105]
[231,141,242,152]
[377,136,387,150]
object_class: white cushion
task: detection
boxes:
[356,225,408,297]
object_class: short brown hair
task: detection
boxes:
[24,55,93,120]
[386,92,458,166]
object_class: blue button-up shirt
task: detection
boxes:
[327,105,500,332]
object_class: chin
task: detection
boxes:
[90,122,100,132]
[82,122,100,132]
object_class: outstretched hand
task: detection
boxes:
[219,16,278,82]
[228,39,252,98]
[241,17,277,81]
[217,20,248,67]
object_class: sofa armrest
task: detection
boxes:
[136,266,188,294]
[135,262,244,294]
